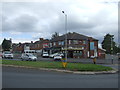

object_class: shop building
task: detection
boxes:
[50,32,99,58]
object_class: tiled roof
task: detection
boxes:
[51,32,98,42]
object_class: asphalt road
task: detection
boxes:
[2,66,118,88]
[3,56,119,65]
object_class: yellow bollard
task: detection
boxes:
[93,58,96,64]
[61,58,67,68]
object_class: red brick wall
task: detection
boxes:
[88,37,98,58]
[98,48,105,59]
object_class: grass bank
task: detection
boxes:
[1,60,113,71]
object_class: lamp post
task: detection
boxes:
[62,11,67,63]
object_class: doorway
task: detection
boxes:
[68,51,73,58]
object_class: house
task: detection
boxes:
[30,38,49,51]
[50,32,99,58]
[12,42,31,53]
[98,48,106,59]
[12,38,50,54]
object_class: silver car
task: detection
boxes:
[21,53,37,61]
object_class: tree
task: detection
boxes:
[101,34,116,54]
[51,32,59,39]
[2,38,12,51]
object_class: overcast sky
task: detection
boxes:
[1,0,119,48]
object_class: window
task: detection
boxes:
[61,41,64,45]
[50,43,52,47]
[37,44,39,47]
[58,41,61,45]
[90,42,94,50]
[83,41,86,44]
[69,40,71,44]
[53,42,56,46]
[73,40,78,44]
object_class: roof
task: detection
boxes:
[98,48,106,51]
[34,39,49,44]
[51,32,98,42]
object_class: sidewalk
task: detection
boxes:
[67,58,119,65]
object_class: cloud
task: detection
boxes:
[3,14,39,32]
[1,0,118,44]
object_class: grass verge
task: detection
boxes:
[1,60,113,71]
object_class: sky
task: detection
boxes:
[0,0,119,48]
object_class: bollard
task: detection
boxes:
[111,58,113,64]
[93,58,96,64]
[61,58,67,68]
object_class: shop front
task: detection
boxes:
[61,47,84,58]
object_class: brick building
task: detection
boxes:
[12,32,105,58]
[98,48,106,59]
[12,38,49,53]
[50,32,99,58]
[31,38,49,50]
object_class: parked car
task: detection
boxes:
[49,53,64,58]
[42,52,49,58]
[58,53,64,57]
[2,51,13,59]
[54,54,62,61]
[90,56,95,59]
[21,53,37,61]
[49,53,59,58]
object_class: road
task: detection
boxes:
[2,66,118,88]
[3,56,119,65]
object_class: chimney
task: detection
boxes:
[10,38,12,41]
[39,38,44,41]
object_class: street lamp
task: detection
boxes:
[62,11,67,63]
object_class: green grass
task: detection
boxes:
[1,60,113,71]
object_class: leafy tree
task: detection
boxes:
[51,32,59,39]
[101,34,116,54]
[2,38,12,51]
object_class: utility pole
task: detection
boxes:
[62,11,67,68]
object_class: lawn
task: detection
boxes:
[1,60,113,71]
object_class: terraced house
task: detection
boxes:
[50,32,99,58]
